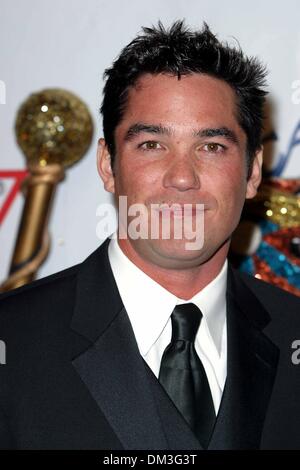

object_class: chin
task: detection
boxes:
[149,239,206,264]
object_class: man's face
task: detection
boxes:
[98,73,262,270]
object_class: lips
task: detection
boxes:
[153,204,205,218]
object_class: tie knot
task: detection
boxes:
[171,303,202,342]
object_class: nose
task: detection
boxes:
[162,154,200,192]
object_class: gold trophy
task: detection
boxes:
[0,89,93,292]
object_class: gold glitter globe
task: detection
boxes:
[246,182,300,228]
[15,89,93,168]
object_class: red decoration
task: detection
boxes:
[0,170,28,225]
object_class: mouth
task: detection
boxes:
[152,203,206,218]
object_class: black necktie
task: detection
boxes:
[158,303,216,448]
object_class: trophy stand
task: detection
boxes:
[0,88,93,292]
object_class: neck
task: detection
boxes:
[117,238,230,300]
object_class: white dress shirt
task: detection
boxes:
[108,237,227,414]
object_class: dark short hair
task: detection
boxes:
[100,20,267,176]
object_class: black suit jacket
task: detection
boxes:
[0,239,300,449]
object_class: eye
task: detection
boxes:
[138,141,163,151]
[202,142,226,153]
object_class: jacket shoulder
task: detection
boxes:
[238,269,300,303]
[233,268,300,324]
[0,263,80,329]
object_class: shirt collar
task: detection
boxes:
[108,236,227,356]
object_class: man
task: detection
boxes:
[0,21,300,450]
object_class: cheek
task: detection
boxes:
[209,168,247,211]
[122,162,162,192]
[114,168,159,204]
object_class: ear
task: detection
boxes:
[246,147,263,199]
[97,138,115,194]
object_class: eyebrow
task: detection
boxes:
[194,127,239,144]
[124,123,171,141]
[124,123,239,144]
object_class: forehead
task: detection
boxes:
[117,73,241,137]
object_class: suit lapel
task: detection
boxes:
[142,360,203,450]
[209,267,280,449]
[70,240,196,450]
[72,306,168,449]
